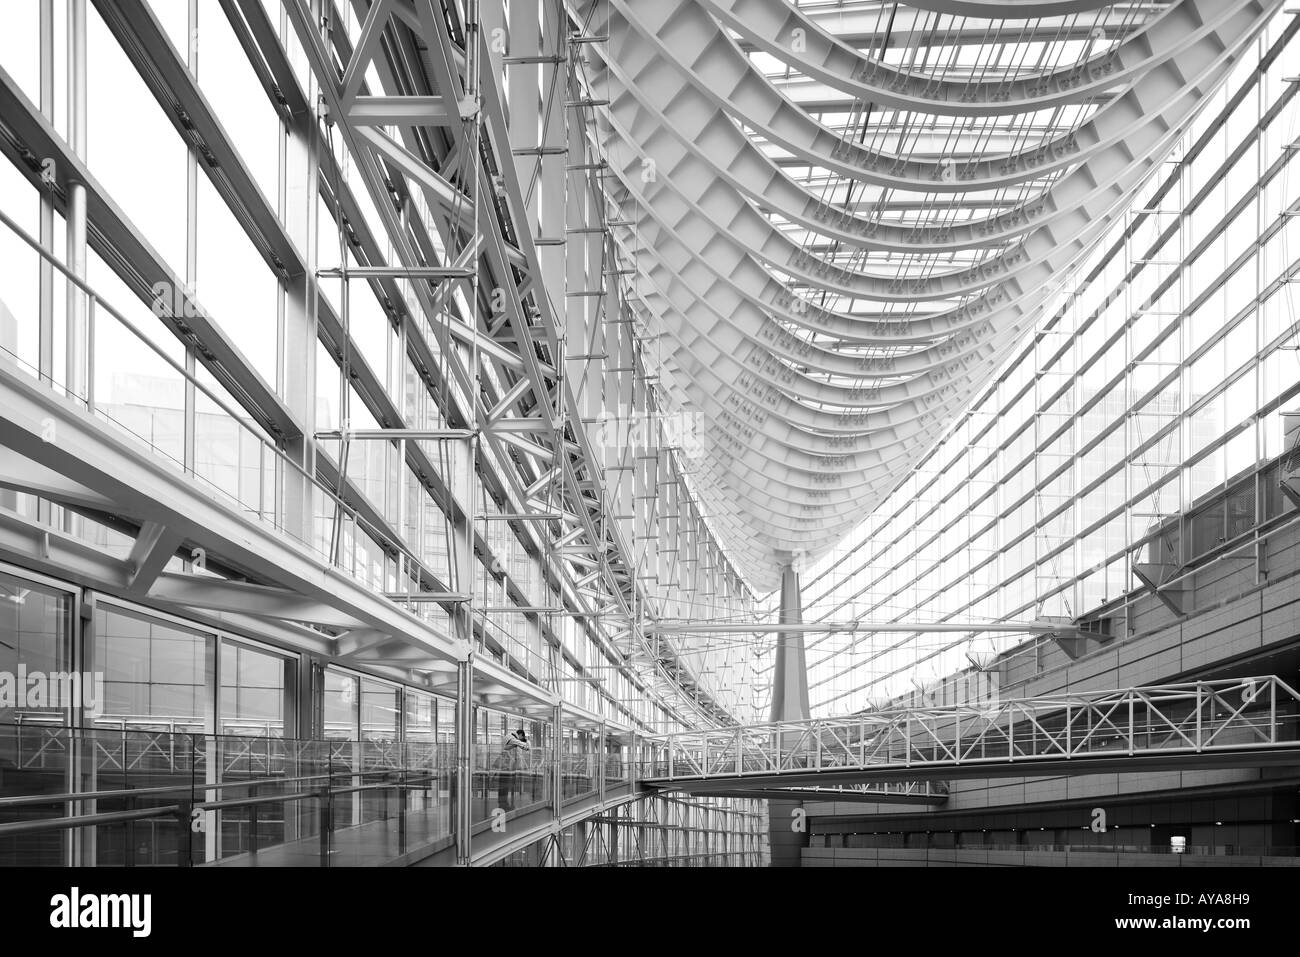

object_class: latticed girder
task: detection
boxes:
[264,0,759,727]
[644,676,1300,783]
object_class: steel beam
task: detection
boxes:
[0,365,465,662]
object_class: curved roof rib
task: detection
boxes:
[569,0,1279,590]
[602,0,1267,192]
[702,0,1234,116]
[582,23,1220,256]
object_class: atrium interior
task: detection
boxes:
[1,0,1299,869]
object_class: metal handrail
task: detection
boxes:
[0,772,448,838]
[0,766,438,810]
[0,805,183,837]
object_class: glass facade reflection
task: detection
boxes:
[0,562,702,865]
[0,571,73,726]
[220,642,288,736]
[94,606,208,733]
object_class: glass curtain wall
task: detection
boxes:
[0,0,756,736]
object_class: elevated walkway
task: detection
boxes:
[207,779,643,867]
[0,723,644,867]
[641,676,1300,792]
[678,782,950,806]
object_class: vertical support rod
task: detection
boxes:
[552,702,563,813]
[37,0,55,403]
[65,0,88,411]
[280,0,320,546]
[1128,694,1135,756]
[1269,678,1276,744]
[183,0,199,479]
[455,656,473,866]
[1196,683,1203,749]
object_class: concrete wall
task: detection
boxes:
[804,769,1296,818]
[801,847,1300,867]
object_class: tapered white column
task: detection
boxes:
[768,560,809,867]
[769,562,810,723]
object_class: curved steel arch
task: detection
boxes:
[583,39,1214,257]
[595,68,1220,305]
[591,48,1217,415]
[906,0,1115,17]
[701,0,1226,117]
[599,0,1272,193]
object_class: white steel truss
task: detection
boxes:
[645,675,1300,784]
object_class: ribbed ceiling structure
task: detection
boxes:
[570,0,1280,591]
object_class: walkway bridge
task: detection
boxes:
[5,676,1297,865]
[640,676,1300,794]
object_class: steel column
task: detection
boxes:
[455,656,473,866]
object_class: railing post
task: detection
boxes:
[85,295,96,410]
[552,703,563,813]
[319,785,332,867]
[858,718,864,767]
[177,800,193,867]
[735,728,742,775]
[455,657,473,866]
[1128,693,1135,756]
[668,735,675,780]
[598,721,605,803]
[124,790,135,867]
[249,783,259,856]
[1270,678,1277,744]
[398,770,407,853]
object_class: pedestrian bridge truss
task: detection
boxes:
[642,676,1300,791]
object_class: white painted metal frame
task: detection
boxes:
[649,675,1300,781]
